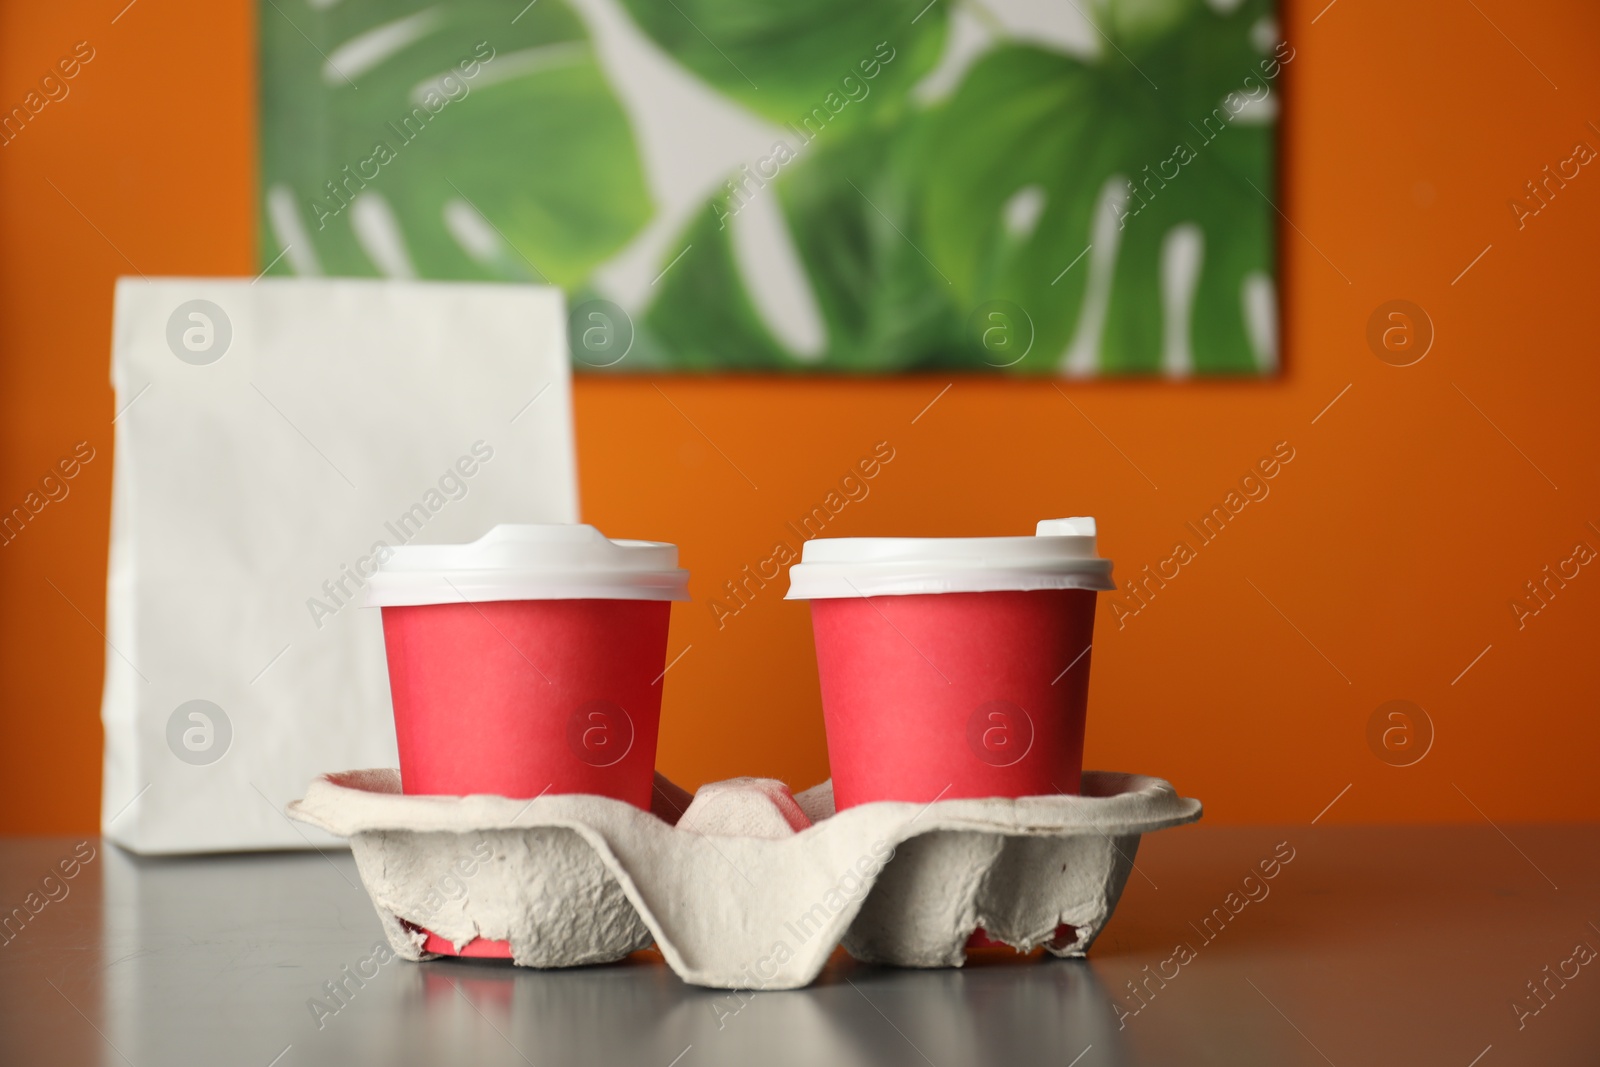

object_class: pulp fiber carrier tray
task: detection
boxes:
[289,770,1201,990]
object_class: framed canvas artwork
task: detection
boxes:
[260,0,1285,374]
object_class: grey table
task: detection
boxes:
[2,825,1595,1066]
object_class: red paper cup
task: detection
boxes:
[367,524,688,808]
[380,597,671,807]
[367,524,688,960]
[787,518,1114,811]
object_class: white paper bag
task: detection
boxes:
[102,278,578,854]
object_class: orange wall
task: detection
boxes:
[3,0,1597,834]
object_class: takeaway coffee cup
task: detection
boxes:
[366,524,689,808]
[785,518,1115,810]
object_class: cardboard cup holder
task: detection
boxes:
[288,769,1200,990]
[321,519,1189,988]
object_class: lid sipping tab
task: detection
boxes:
[1035,517,1097,539]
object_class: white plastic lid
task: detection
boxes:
[364,524,689,606]
[784,517,1114,600]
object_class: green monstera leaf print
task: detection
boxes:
[612,0,947,129]
[258,0,1281,374]
[912,0,1280,373]
[634,0,1280,373]
[259,0,651,286]
[640,117,962,372]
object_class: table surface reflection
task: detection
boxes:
[1,824,1596,1066]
